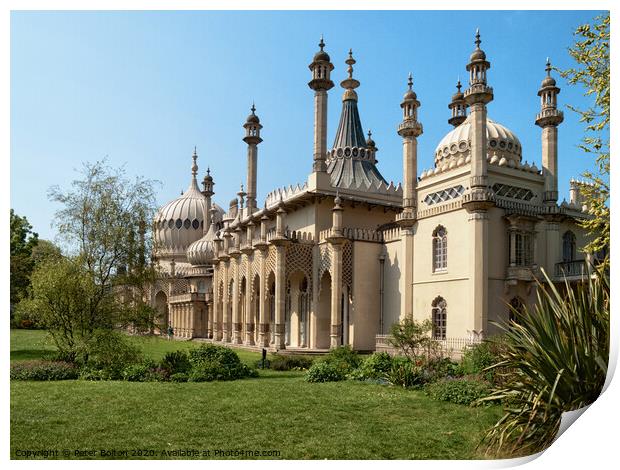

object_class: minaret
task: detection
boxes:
[397,73,423,221]
[448,79,468,127]
[308,36,334,177]
[464,29,493,190]
[243,104,262,214]
[535,58,564,205]
[462,29,494,341]
[202,165,214,235]
[396,73,423,321]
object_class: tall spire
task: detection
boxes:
[243,104,262,214]
[536,57,563,205]
[327,50,389,191]
[308,35,335,177]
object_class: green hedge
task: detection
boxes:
[10,360,79,380]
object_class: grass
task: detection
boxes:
[10,329,502,460]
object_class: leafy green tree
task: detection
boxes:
[10,209,39,307]
[388,317,439,363]
[19,160,159,361]
[31,239,62,267]
[559,14,609,266]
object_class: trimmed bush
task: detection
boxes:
[425,378,492,406]
[305,361,346,383]
[10,360,78,381]
[269,354,313,371]
[188,343,257,381]
[350,352,393,381]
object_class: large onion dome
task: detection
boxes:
[153,154,224,261]
[434,114,522,169]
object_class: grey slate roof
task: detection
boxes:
[328,94,389,190]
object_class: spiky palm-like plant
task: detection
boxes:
[479,266,609,457]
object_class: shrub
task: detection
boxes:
[80,330,142,379]
[305,361,346,383]
[458,341,501,381]
[122,360,161,382]
[188,343,257,381]
[427,356,461,381]
[269,354,314,371]
[160,350,191,374]
[79,368,116,381]
[386,356,429,388]
[425,378,493,406]
[10,360,79,381]
[170,372,189,382]
[481,268,609,456]
[350,352,393,381]
[324,345,361,369]
[388,317,441,362]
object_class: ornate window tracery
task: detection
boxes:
[432,296,447,340]
[432,226,448,272]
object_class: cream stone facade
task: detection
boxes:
[148,33,594,353]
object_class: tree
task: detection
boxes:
[388,317,439,363]
[10,209,39,307]
[31,239,62,267]
[559,14,609,266]
[21,160,160,360]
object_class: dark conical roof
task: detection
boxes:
[332,98,367,149]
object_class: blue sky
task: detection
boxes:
[11,10,604,241]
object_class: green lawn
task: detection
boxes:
[10,329,502,460]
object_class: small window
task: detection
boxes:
[175,219,182,229]
[562,231,576,263]
[432,226,448,272]
[432,296,447,341]
[168,219,174,229]
[192,219,200,230]
[183,219,191,229]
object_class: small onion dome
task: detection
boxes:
[187,222,217,266]
[470,29,487,62]
[246,104,260,124]
[541,58,557,87]
[403,73,417,101]
[313,36,330,62]
[366,130,376,149]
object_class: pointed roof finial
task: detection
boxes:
[319,34,325,51]
[456,77,462,92]
[206,166,211,176]
[191,148,198,177]
[546,57,552,75]
[408,72,413,90]
[475,28,481,49]
[368,129,372,139]
[346,49,356,79]
[251,101,256,114]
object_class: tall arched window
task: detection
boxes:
[432,226,448,272]
[562,231,576,262]
[431,296,447,340]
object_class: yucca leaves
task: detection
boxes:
[479,266,609,456]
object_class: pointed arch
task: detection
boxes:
[562,230,576,262]
[432,225,448,272]
[431,296,447,340]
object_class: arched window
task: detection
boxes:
[509,297,524,324]
[562,231,576,262]
[431,296,447,340]
[432,226,448,272]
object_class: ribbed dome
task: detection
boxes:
[153,177,224,260]
[187,222,218,266]
[434,114,522,168]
